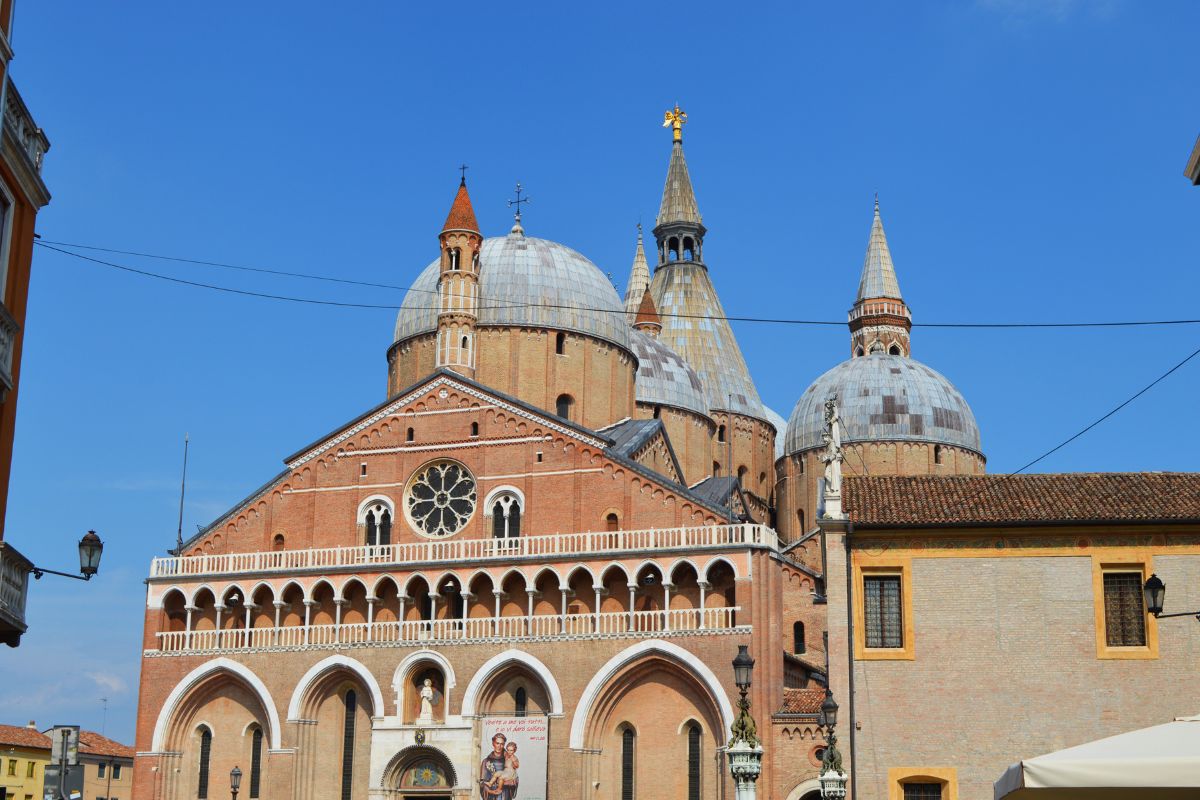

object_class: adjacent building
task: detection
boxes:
[820,473,1200,799]
[0,0,52,649]
[0,723,47,800]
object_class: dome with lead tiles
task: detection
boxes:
[784,354,982,456]
[630,330,709,418]
[393,233,631,351]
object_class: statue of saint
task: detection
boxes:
[418,678,435,723]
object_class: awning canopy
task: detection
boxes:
[995,715,1200,800]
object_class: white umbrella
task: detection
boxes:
[995,714,1200,800]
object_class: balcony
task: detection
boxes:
[150,523,778,579]
[0,540,32,646]
[0,301,18,401]
[150,606,746,655]
[3,80,49,175]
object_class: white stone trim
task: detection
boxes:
[282,466,602,496]
[346,435,550,458]
[356,495,395,524]
[287,375,607,468]
[460,649,564,717]
[393,649,458,717]
[567,639,734,750]
[482,485,526,512]
[151,657,282,751]
[786,778,822,800]
[287,654,385,721]
[477,468,603,481]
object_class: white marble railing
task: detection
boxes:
[0,302,18,398]
[3,81,49,174]
[154,607,743,653]
[150,524,777,579]
[0,541,32,630]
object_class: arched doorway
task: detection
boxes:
[383,746,457,799]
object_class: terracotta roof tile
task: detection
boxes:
[78,729,135,759]
[844,473,1200,527]
[780,688,824,714]
[633,288,660,329]
[442,180,479,233]
[0,724,50,750]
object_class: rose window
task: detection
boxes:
[405,460,476,537]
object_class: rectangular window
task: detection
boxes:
[864,575,903,648]
[1103,572,1147,647]
[98,763,106,778]
[26,761,34,778]
[7,758,15,775]
[112,764,122,780]
[903,784,943,800]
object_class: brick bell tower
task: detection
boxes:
[435,175,483,378]
[849,196,912,358]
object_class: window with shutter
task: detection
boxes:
[864,575,903,648]
[1103,571,1147,647]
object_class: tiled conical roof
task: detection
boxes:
[657,141,702,227]
[442,179,480,233]
[856,198,902,301]
[623,225,652,318]
[633,288,661,330]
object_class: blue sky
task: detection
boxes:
[1,1,1196,744]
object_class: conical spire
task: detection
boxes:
[633,288,662,334]
[442,178,480,234]
[856,196,902,301]
[623,224,652,318]
[657,140,703,228]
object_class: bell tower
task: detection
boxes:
[849,197,912,358]
[653,105,707,267]
[436,174,483,378]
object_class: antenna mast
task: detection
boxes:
[175,433,189,553]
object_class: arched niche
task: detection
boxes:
[393,650,456,725]
[460,649,564,718]
[382,745,458,795]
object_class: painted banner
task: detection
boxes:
[478,716,549,800]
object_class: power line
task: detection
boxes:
[34,239,1200,330]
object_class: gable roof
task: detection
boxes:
[844,473,1200,527]
[77,729,135,759]
[0,723,49,750]
[600,417,685,483]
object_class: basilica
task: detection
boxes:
[130,108,994,800]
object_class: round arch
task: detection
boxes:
[356,493,395,523]
[287,654,385,721]
[786,778,822,800]
[568,639,734,750]
[151,657,282,751]
[482,485,526,511]
[381,745,458,791]
[460,649,564,717]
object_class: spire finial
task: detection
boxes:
[507,182,530,234]
[663,104,687,143]
[874,192,879,214]
[458,163,469,186]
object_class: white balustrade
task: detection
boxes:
[151,524,777,579]
[152,607,746,654]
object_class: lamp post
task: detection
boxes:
[727,645,763,800]
[230,766,242,800]
[31,531,104,581]
[1143,574,1200,622]
[817,689,848,799]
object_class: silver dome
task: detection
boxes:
[630,330,709,418]
[393,234,631,351]
[784,354,982,456]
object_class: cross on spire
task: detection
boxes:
[458,163,469,186]
[507,182,531,221]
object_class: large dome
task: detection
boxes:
[630,330,709,417]
[393,233,631,351]
[784,354,982,456]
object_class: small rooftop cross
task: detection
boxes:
[507,182,531,221]
[458,163,469,185]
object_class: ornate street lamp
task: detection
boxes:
[728,645,763,800]
[1142,574,1200,622]
[818,689,848,799]
[230,766,242,800]
[32,531,105,582]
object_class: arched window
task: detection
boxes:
[555,394,573,420]
[461,335,470,351]
[855,346,865,358]
[272,533,285,551]
[448,248,460,270]
[717,425,726,442]
[713,461,721,476]
[406,427,415,442]
[555,332,566,355]
[737,465,748,486]
[793,621,806,654]
[683,237,694,261]
[197,728,212,799]
[934,445,944,465]
[621,727,636,800]
[341,690,357,800]
[491,493,522,540]
[605,512,619,532]
[515,686,527,717]
[470,421,479,437]
[686,723,701,800]
[889,344,901,356]
[249,726,263,799]
[472,252,479,270]
[362,500,393,547]
[798,510,806,534]
[668,237,680,261]
[652,405,661,419]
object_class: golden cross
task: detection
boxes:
[663,104,687,142]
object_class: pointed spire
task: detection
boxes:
[633,288,662,335]
[623,224,652,318]
[856,197,902,302]
[657,138,703,228]
[442,179,480,234]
